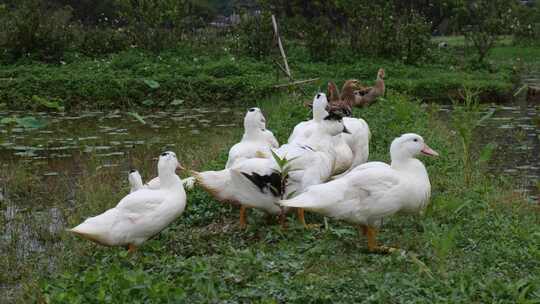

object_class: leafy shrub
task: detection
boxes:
[0,0,75,63]
[456,0,516,64]
[398,10,432,64]
[511,3,540,46]
[236,11,274,59]
[78,26,132,56]
[344,1,431,63]
[303,16,337,61]
[114,0,190,53]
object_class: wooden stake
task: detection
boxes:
[271,15,291,80]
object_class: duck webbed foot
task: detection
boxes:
[364,226,399,254]
[127,243,137,253]
[239,206,248,229]
[296,208,321,229]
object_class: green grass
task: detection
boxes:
[431,35,514,48]
[3,41,537,111]
[2,92,538,303]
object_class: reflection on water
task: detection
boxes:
[0,108,240,162]
[0,107,244,300]
[437,100,539,202]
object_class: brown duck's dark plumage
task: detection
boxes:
[325,81,352,118]
[304,81,353,118]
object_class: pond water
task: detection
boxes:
[437,98,539,203]
[0,106,245,300]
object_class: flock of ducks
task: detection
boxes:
[69,69,439,253]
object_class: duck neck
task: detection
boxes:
[243,127,264,141]
[158,167,181,189]
[305,124,334,152]
[391,157,428,181]
[375,76,385,92]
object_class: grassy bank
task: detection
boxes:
[2,92,538,302]
[3,42,538,111]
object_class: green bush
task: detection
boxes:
[114,0,199,53]
[0,0,75,63]
[78,26,132,56]
[511,3,540,46]
[236,11,275,59]
[304,16,338,61]
[456,0,517,64]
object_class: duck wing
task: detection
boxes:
[229,158,282,214]
[264,129,279,148]
[115,188,167,214]
[280,164,402,222]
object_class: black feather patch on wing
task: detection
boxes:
[241,171,282,197]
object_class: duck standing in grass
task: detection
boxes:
[195,93,349,228]
[298,81,371,176]
[68,151,186,252]
[146,107,278,190]
[225,107,279,168]
[279,133,438,252]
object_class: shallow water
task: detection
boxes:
[436,99,539,203]
[0,107,245,300]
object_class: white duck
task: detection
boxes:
[194,93,348,228]
[128,169,144,193]
[279,133,438,252]
[290,82,369,176]
[146,108,278,190]
[68,151,186,252]
[225,107,279,168]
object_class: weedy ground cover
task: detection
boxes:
[2,92,538,303]
[2,41,537,111]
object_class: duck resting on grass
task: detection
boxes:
[345,68,386,107]
[279,133,438,253]
[68,151,186,252]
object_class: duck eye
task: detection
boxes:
[316,93,321,99]
[413,139,418,142]
[248,108,256,112]
[161,152,168,156]
[129,169,136,173]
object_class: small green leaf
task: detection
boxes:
[32,95,64,111]
[171,99,184,106]
[286,191,297,199]
[142,99,154,106]
[16,116,47,129]
[513,84,528,97]
[127,112,146,124]
[143,79,160,89]
[1,117,17,124]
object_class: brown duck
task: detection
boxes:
[305,82,352,118]
[346,68,385,107]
